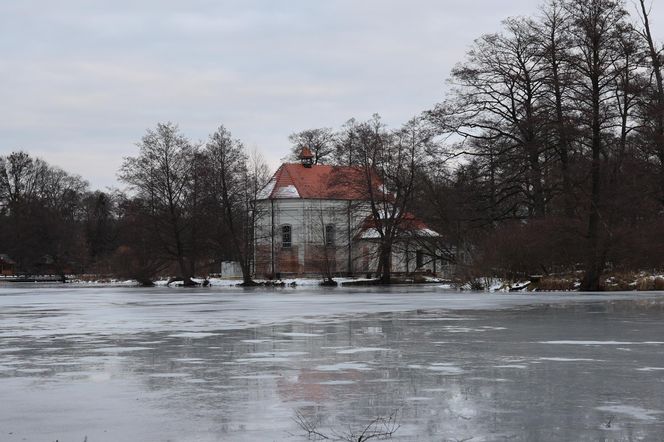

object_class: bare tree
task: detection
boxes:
[352,115,433,283]
[112,196,169,286]
[536,0,578,217]
[204,125,256,285]
[288,128,336,164]
[564,0,628,291]
[334,119,361,166]
[0,151,89,276]
[119,122,199,286]
[636,0,664,205]
[430,17,551,219]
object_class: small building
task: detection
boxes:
[0,254,16,276]
[220,261,243,279]
[253,148,448,279]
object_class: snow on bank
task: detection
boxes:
[152,277,371,287]
[64,276,396,288]
[64,278,140,287]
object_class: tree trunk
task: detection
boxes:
[527,143,546,218]
[580,71,603,292]
[379,242,392,284]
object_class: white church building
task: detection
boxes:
[253,148,447,279]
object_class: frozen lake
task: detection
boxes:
[1,286,664,441]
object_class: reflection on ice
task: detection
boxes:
[1,286,664,441]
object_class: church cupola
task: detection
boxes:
[299,147,314,168]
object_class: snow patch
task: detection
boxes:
[336,347,391,354]
[427,363,463,374]
[539,340,664,345]
[171,358,205,364]
[315,362,372,372]
[169,332,219,339]
[256,177,276,199]
[596,405,664,421]
[235,357,292,363]
[91,346,153,353]
[318,380,356,385]
[230,374,281,380]
[273,184,300,198]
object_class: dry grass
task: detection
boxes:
[535,277,577,292]
[635,276,664,291]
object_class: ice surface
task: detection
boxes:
[596,405,664,421]
[278,332,322,337]
[540,340,664,345]
[1,286,664,441]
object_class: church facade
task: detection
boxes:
[253,149,446,279]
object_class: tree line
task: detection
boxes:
[288,0,664,289]
[426,0,664,290]
[0,124,269,286]
[1,0,663,288]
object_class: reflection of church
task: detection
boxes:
[253,148,445,278]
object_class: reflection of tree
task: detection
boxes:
[293,408,400,441]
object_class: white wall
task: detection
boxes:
[253,198,449,278]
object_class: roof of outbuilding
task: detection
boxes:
[356,213,440,239]
[258,163,383,200]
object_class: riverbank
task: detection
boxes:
[464,271,664,292]
[5,271,663,292]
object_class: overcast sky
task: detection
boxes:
[2,0,663,189]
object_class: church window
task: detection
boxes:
[325,224,336,247]
[282,225,292,248]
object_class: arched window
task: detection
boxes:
[416,250,424,269]
[325,224,336,247]
[282,225,292,248]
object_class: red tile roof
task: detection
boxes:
[357,212,440,238]
[261,163,382,200]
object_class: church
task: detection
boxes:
[253,148,446,279]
